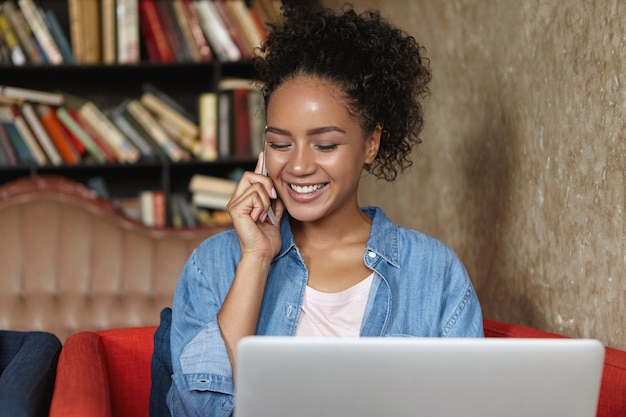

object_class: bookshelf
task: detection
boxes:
[0,0,318,227]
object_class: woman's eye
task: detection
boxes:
[317,144,338,151]
[269,143,290,150]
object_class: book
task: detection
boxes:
[217,89,233,158]
[171,192,197,227]
[81,0,101,63]
[212,0,253,59]
[179,0,213,62]
[17,0,63,64]
[153,114,203,158]
[66,0,84,63]
[154,0,187,62]
[36,103,80,164]
[139,91,199,138]
[141,82,198,124]
[191,0,241,62]
[248,88,265,157]
[125,99,186,162]
[226,0,265,51]
[188,174,237,195]
[10,105,48,165]
[0,9,26,65]
[77,101,140,163]
[42,9,73,63]
[116,0,140,64]
[0,85,63,106]
[171,0,201,62]
[114,99,168,160]
[109,101,157,159]
[1,0,44,64]
[198,92,218,161]
[191,190,232,211]
[101,0,117,64]
[139,190,155,226]
[152,189,166,228]
[56,106,108,164]
[138,0,175,62]
[229,88,252,159]
[0,118,18,165]
[19,102,63,165]
[0,106,34,163]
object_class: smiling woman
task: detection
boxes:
[165,4,484,417]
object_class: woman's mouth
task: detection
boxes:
[289,183,327,194]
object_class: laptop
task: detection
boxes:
[234,336,604,417]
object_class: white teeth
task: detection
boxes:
[290,183,324,194]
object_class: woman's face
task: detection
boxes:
[264,75,380,223]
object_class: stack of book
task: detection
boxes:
[0,0,282,66]
[0,81,264,167]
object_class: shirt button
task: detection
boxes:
[286,305,293,316]
[368,251,376,258]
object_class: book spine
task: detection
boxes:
[141,82,198,123]
[66,0,84,63]
[248,89,265,156]
[101,0,116,64]
[1,0,43,64]
[232,88,252,159]
[10,105,48,165]
[171,0,201,62]
[138,0,175,62]
[198,92,218,161]
[0,85,63,106]
[55,106,107,164]
[229,0,264,50]
[139,190,155,227]
[43,9,73,63]
[180,0,212,61]
[191,190,231,210]
[77,102,140,163]
[109,102,156,158]
[17,0,63,64]
[19,102,63,165]
[126,99,184,162]
[217,90,233,158]
[140,91,199,137]
[153,114,202,158]
[81,0,101,63]
[213,0,253,59]
[36,103,80,164]
[154,0,188,62]
[189,174,237,195]
[0,118,18,165]
[0,10,27,65]
[116,0,140,64]
[192,0,241,62]
[0,106,35,163]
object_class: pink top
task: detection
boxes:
[295,273,374,337]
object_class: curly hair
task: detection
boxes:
[253,3,431,181]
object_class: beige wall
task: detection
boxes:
[323,0,626,349]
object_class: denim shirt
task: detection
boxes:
[167,206,483,417]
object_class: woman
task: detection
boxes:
[168,4,483,416]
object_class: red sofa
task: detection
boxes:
[49,319,626,417]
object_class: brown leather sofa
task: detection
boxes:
[0,175,227,342]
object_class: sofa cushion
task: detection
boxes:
[151,307,173,417]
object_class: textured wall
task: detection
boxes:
[323,0,626,349]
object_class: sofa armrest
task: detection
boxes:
[49,331,112,417]
[0,331,62,417]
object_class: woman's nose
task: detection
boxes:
[288,147,316,175]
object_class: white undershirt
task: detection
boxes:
[295,273,374,337]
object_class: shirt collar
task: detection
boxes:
[274,206,399,268]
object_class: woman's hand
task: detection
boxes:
[227,152,284,259]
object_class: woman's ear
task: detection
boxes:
[364,124,382,164]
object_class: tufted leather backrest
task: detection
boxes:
[0,175,229,342]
